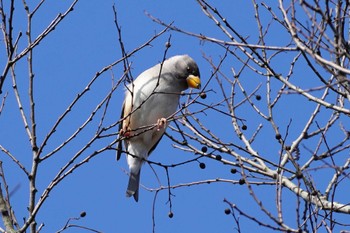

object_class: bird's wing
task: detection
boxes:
[148,133,164,155]
[116,89,133,160]
[116,101,125,161]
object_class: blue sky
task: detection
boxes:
[1,0,350,233]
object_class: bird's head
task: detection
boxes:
[171,55,201,90]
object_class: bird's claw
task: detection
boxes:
[119,128,131,138]
[156,118,167,131]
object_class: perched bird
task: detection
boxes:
[117,55,201,202]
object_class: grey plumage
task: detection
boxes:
[117,55,201,202]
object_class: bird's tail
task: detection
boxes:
[126,144,146,202]
[126,171,140,202]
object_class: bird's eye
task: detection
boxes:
[186,66,190,71]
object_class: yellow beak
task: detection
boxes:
[186,75,201,89]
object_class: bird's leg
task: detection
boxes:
[156,118,167,131]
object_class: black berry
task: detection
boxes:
[168,211,174,218]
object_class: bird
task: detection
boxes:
[116,55,201,202]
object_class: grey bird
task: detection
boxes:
[116,55,201,202]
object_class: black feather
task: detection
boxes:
[116,101,125,161]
